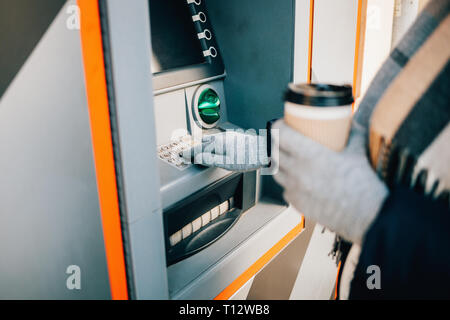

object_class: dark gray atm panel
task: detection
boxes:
[150,0,224,91]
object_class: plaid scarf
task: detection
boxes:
[369,0,450,205]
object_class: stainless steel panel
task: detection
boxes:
[104,0,169,299]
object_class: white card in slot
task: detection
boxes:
[181,224,193,239]
[192,217,202,233]
[201,211,211,226]
[210,206,220,220]
[169,231,182,247]
[219,200,229,215]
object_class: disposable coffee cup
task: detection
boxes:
[284,83,354,152]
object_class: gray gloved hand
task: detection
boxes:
[272,119,388,244]
[182,129,270,171]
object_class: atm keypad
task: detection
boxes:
[157,135,199,170]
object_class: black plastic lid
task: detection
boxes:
[284,83,354,107]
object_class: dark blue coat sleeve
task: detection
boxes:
[349,185,450,299]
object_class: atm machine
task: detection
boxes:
[0,0,312,300]
[144,0,308,299]
[101,0,312,299]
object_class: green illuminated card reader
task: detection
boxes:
[193,86,222,129]
[197,88,221,125]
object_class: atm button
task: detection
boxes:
[181,135,191,142]
[169,231,182,247]
[181,224,193,239]
[192,217,202,232]
[201,211,211,226]
[210,206,219,220]
[219,200,229,215]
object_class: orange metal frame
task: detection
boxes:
[78,0,128,300]
[307,0,315,83]
[352,0,367,110]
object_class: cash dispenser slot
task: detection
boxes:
[164,171,256,266]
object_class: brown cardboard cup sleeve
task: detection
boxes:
[284,102,352,152]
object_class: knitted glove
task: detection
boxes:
[272,119,388,244]
[182,130,270,171]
